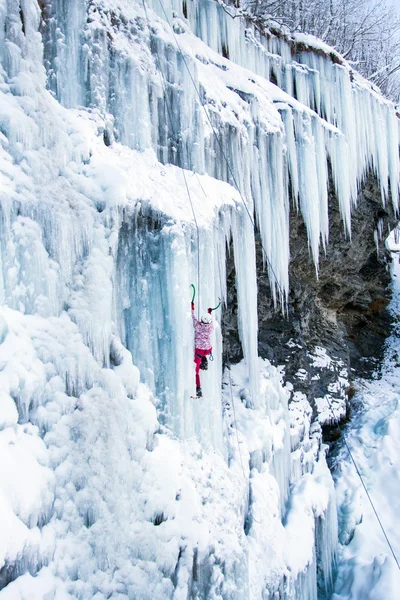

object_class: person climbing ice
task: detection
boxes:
[191,299,214,398]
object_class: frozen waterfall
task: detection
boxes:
[0,0,399,598]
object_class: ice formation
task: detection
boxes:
[0,0,399,598]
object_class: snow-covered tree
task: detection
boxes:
[243,0,400,101]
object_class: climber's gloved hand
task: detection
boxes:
[191,302,195,311]
[207,307,212,314]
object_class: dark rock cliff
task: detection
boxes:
[222,171,397,428]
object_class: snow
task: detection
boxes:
[0,302,335,598]
[221,360,337,598]
[308,347,349,424]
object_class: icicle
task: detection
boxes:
[268,384,291,516]
[231,206,260,408]
[313,115,329,251]
[280,106,299,208]
[251,128,290,305]
[316,491,338,599]
[327,130,352,236]
[294,109,323,270]
[386,108,400,213]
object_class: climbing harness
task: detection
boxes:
[144,0,400,568]
[200,355,208,370]
[194,352,209,371]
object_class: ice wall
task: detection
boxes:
[32,0,400,417]
[39,0,400,277]
[148,0,399,214]
[0,0,399,598]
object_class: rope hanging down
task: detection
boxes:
[194,175,245,475]
[296,327,400,570]
[191,174,245,474]
[142,0,239,468]
[143,0,400,570]
[154,0,286,304]
[141,0,200,317]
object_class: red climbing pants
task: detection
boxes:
[194,348,212,388]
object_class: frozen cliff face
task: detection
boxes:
[0,0,399,598]
[222,169,398,431]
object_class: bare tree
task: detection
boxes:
[241,0,400,101]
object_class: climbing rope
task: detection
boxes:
[141,0,201,318]
[194,170,225,310]
[341,416,400,570]
[144,0,400,569]
[228,367,246,479]
[154,0,287,305]
[193,171,247,480]
[295,326,400,569]
[183,172,201,319]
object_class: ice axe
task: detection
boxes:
[190,284,221,313]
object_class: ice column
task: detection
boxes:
[50,0,87,107]
[231,207,260,407]
[115,205,226,451]
[251,126,290,304]
[190,222,225,452]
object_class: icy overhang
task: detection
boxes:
[87,144,241,226]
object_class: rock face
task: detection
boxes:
[222,171,396,425]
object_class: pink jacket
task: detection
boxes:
[192,310,214,350]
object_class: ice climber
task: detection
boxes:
[191,300,214,397]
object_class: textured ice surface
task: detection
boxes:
[0,0,399,597]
